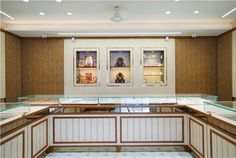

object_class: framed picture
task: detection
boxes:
[141,48,167,86]
[73,48,99,86]
[107,48,133,86]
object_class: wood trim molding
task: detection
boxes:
[217,27,236,37]
[189,117,204,157]
[210,129,236,158]
[31,119,48,158]
[0,28,21,39]
[120,116,185,144]
[52,116,117,144]
[0,131,25,158]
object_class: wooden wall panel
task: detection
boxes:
[5,34,22,102]
[175,38,218,95]
[21,39,64,95]
[217,32,232,101]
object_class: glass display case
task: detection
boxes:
[141,48,166,86]
[108,48,132,86]
[0,102,30,125]
[74,48,99,86]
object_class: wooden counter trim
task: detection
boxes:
[210,129,236,158]
[0,131,25,158]
[188,113,236,139]
[0,115,49,139]
[52,116,117,144]
[0,107,49,128]
[120,116,185,144]
[31,119,48,158]
[189,117,204,157]
[51,112,184,115]
[48,105,184,108]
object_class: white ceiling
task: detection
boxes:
[1,0,236,37]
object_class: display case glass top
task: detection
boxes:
[74,48,99,86]
[108,48,132,86]
[142,48,167,86]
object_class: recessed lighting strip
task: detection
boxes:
[222,8,236,18]
[58,32,182,36]
[0,11,14,20]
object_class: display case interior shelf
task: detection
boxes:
[108,49,132,86]
[142,49,166,86]
[74,49,99,86]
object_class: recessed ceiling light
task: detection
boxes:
[67,12,72,15]
[166,11,171,15]
[194,10,199,14]
[0,10,15,20]
[175,0,179,1]
[222,8,236,18]
[39,12,45,15]
[22,0,29,2]
[56,0,62,2]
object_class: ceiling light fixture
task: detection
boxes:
[57,32,182,36]
[39,12,45,15]
[22,0,29,2]
[111,6,123,23]
[175,0,179,1]
[67,12,72,15]
[166,11,171,15]
[194,10,199,14]
[165,36,169,41]
[72,37,75,42]
[0,11,15,20]
[222,8,236,18]
[56,0,62,2]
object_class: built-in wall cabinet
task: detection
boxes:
[1,114,235,158]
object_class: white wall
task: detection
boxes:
[0,32,6,99]
[64,38,175,96]
[233,31,236,97]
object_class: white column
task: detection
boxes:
[0,31,6,99]
[233,31,236,98]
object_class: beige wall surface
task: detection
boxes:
[0,32,6,99]
[64,38,176,95]
[233,31,236,97]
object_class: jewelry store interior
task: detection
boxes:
[0,0,236,158]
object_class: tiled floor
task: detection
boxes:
[45,152,193,158]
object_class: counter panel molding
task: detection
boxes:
[210,129,236,158]
[53,117,117,143]
[31,119,48,158]
[0,131,25,158]
[120,116,184,143]
[189,117,204,157]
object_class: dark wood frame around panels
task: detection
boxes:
[189,117,205,157]
[52,116,117,144]
[0,131,25,158]
[120,116,185,143]
[210,129,236,158]
[31,119,48,158]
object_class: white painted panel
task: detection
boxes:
[176,118,182,141]
[64,39,176,95]
[11,136,17,158]
[158,118,164,141]
[228,142,236,158]
[67,119,73,141]
[1,144,5,158]
[217,136,223,158]
[109,119,115,141]
[170,118,177,141]
[73,119,79,141]
[164,118,171,141]
[79,119,85,141]
[4,141,11,158]
[91,119,97,141]
[152,118,158,141]
[122,118,128,142]
[17,134,23,158]
[222,139,228,158]
[212,133,217,158]
[85,119,91,141]
[139,118,146,141]
[97,119,104,141]
[146,118,152,141]
[133,118,140,141]
[127,118,134,141]
[54,119,61,142]
[60,119,67,141]
[103,119,110,141]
